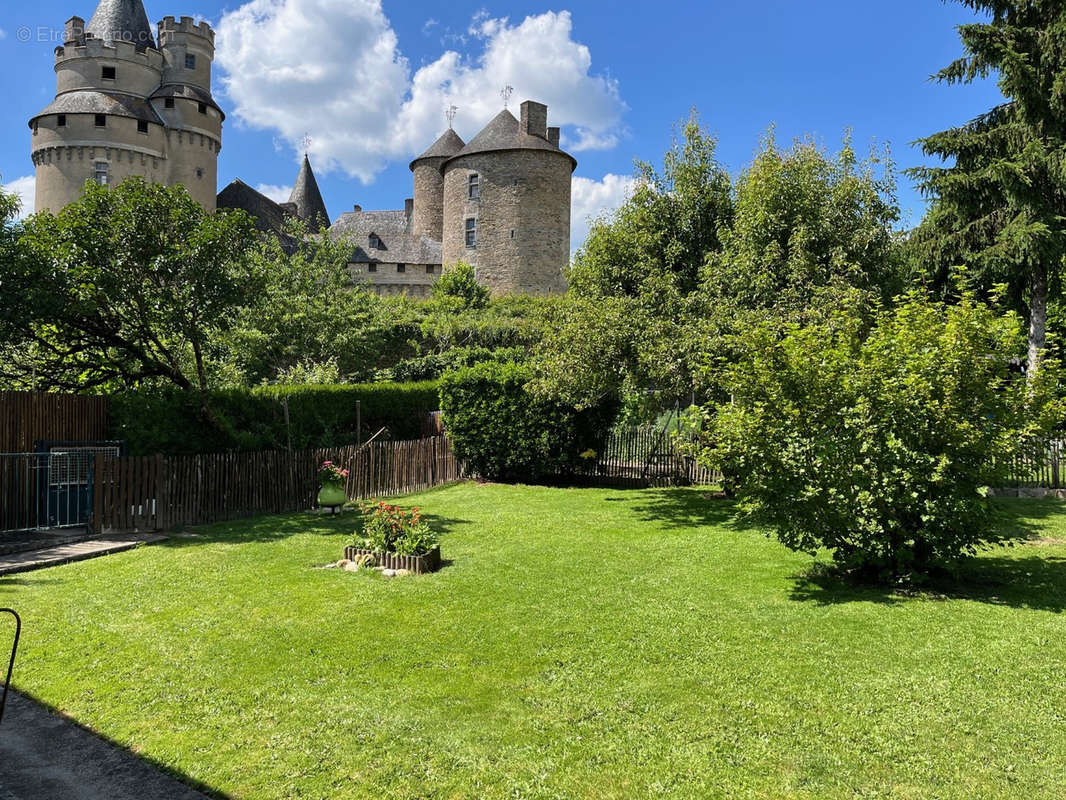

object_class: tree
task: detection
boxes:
[431,261,489,309]
[697,291,1063,582]
[0,178,258,405]
[910,0,1066,376]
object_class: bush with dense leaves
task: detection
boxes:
[439,361,616,482]
[111,382,439,455]
[697,292,1063,582]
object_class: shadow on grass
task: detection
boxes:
[791,499,1066,611]
[604,487,756,532]
[155,510,472,549]
[0,575,64,595]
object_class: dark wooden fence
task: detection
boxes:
[569,428,719,488]
[1001,439,1065,489]
[0,392,110,453]
[91,436,459,534]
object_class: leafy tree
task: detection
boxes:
[909,0,1066,376]
[1,178,258,406]
[432,261,489,309]
[697,291,1063,582]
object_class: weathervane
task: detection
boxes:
[445,105,458,129]
[301,133,312,154]
[500,85,513,108]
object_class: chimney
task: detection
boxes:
[279,202,297,216]
[65,16,85,45]
[547,127,560,148]
[352,204,362,213]
[404,198,414,227]
[520,101,548,140]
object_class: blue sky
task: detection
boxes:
[1,0,1002,247]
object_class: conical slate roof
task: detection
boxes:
[87,0,157,51]
[451,110,576,168]
[289,155,330,232]
[409,129,465,169]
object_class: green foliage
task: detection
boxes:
[380,346,528,382]
[697,291,1063,581]
[439,361,617,482]
[110,382,440,455]
[909,0,1066,373]
[357,500,439,556]
[1,178,259,394]
[432,261,490,310]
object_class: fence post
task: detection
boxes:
[91,455,104,535]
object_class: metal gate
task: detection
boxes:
[0,442,121,533]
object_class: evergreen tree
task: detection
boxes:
[910,0,1066,375]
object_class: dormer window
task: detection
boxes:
[101,66,116,80]
[369,233,382,249]
[468,174,480,200]
[185,53,197,70]
[164,98,175,109]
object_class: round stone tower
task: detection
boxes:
[441,101,575,295]
[29,1,223,214]
[409,128,464,240]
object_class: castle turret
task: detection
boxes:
[289,155,329,232]
[29,1,222,213]
[409,128,464,241]
[440,101,575,295]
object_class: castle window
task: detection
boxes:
[32,122,39,136]
[510,229,516,239]
[465,218,477,248]
[94,114,106,128]
[94,161,109,186]
[164,98,175,109]
[368,263,377,273]
[397,263,406,274]
[468,174,480,200]
[185,53,197,70]
[102,66,116,80]
[57,115,67,127]
[196,168,204,179]
[137,120,149,134]
[426,265,435,275]
[198,103,208,115]
[369,233,382,249]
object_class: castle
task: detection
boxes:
[29,0,576,296]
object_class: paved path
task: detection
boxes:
[0,690,213,799]
[0,535,168,576]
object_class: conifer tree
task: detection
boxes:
[910,0,1066,376]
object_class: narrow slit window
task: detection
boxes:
[465,218,477,248]
[198,102,208,115]
[468,173,480,200]
[57,114,67,127]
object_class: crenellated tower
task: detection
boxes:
[29,1,223,213]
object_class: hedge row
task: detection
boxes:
[110,382,439,456]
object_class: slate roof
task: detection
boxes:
[329,210,443,266]
[150,84,225,119]
[86,0,157,51]
[289,155,330,233]
[450,109,576,169]
[409,129,465,169]
[216,180,300,253]
[29,90,163,126]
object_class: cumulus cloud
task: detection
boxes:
[256,183,294,204]
[3,176,36,219]
[570,173,636,253]
[216,2,625,182]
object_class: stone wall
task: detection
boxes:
[441,149,570,295]
[349,262,439,298]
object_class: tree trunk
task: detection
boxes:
[1028,262,1048,378]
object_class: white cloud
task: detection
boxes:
[0,28,7,40]
[256,183,294,204]
[3,176,36,219]
[216,2,625,182]
[570,173,636,253]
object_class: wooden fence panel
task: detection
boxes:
[0,392,110,453]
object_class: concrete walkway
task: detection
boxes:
[0,690,213,799]
[0,534,168,576]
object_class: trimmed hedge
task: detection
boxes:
[111,382,439,455]
[439,361,616,483]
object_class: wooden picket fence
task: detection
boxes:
[1001,439,1066,489]
[0,392,110,453]
[91,436,459,533]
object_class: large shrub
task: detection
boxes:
[697,292,1063,581]
[439,362,616,482]
[111,382,439,455]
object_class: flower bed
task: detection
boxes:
[346,501,442,574]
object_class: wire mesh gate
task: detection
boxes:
[0,444,120,533]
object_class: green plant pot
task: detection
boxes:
[317,482,347,508]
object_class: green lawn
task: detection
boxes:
[4,483,1066,799]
